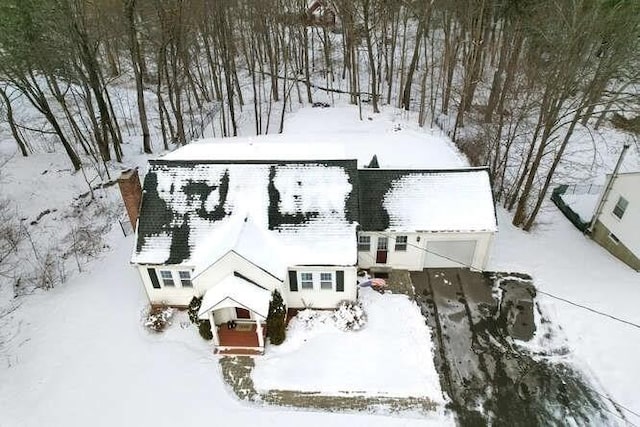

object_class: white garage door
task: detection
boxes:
[424,240,477,268]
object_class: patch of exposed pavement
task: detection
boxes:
[410,268,624,426]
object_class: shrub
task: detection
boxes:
[266,290,287,345]
[188,296,203,324]
[198,319,213,340]
[144,306,174,333]
[333,300,367,331]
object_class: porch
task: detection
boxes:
[197,273,272,356]
[216,321,267,355]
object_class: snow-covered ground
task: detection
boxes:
[560,193,599,222]
[252,287,444,400]
[0,104,458,426]
[0,230,451,427]
[488,207,640,424]
[2,102,639,425]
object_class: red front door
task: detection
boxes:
[376,237,388,264]
[236,307,251,319]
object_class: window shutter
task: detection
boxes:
[148,268,161,289]
[288,270,298,292]
[336,270,344,292]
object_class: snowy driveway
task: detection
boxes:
[411,268,622,425]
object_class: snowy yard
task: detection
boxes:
[559,193,599,222]
[0,230,451,427]
[0,105,457,427]
[252,287,444,400]
[1,102,639,425]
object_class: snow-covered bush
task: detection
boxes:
[296,309,321,329]
[333,300,367,331]
[188,296,202,324]
[143,306,174,333]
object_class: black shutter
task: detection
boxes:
[336,270,344,292]
[288,270,298,292]
[148,268,161,289]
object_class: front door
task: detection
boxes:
[376,237,388,264]
[236,307,251,319]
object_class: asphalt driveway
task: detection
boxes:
[410,268,622,426]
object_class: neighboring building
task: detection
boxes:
[307,0,339,28]
[590,172,640,271]
[121,142,497,354]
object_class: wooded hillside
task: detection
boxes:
[0,0,638,229]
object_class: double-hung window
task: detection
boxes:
[179,271,192,287]
[358,235,371,251]
[395,235,408,251]
[300,273,314,290]
[160,270,175,287]
[320,272,333,290]
[613,196,628,219]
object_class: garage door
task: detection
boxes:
[424,240,477,268]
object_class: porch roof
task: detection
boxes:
[198,274,271,320]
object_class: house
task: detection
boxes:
[120,142,497,354]
[589,171,640,271]
[306,0,338,28]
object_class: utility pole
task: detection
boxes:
[588,143,630,234]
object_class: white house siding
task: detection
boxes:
[357,231,494,271]
[596,173,640,258]
[136,265,196,306]
[137,251,284,307]
[193,251,283,296]
[284,266,358,309]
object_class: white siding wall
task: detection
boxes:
[357,231,494,271]
[598,173,640,256]
[193,251,283,296]
[136,265,196,306]
[137,251,284,307]
[284,266,358,309]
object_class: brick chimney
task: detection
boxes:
[118,168,142,230]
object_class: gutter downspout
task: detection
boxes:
[587,143,630,234]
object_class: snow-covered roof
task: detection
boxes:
[162,135,465,169]
[198,274,271,319]
[189,214,288,279]
[132,159,359,270]
[358,168,497,233]
[163,140,348,162]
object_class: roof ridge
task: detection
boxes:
[358,166,489,173]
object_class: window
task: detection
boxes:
[358,235,371,251]
[377,237,388,250]
[609,232,620,244]
[320,272,333,290]
[613,196,628,219]
[300,273,313,290]
[179,271,192,287]
[160,270,175,287]
[395,235,408,251]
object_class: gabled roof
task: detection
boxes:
[132,159,359,269]
[358,168,497,233]
[189,215,287,279]
[198,274,271,319]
